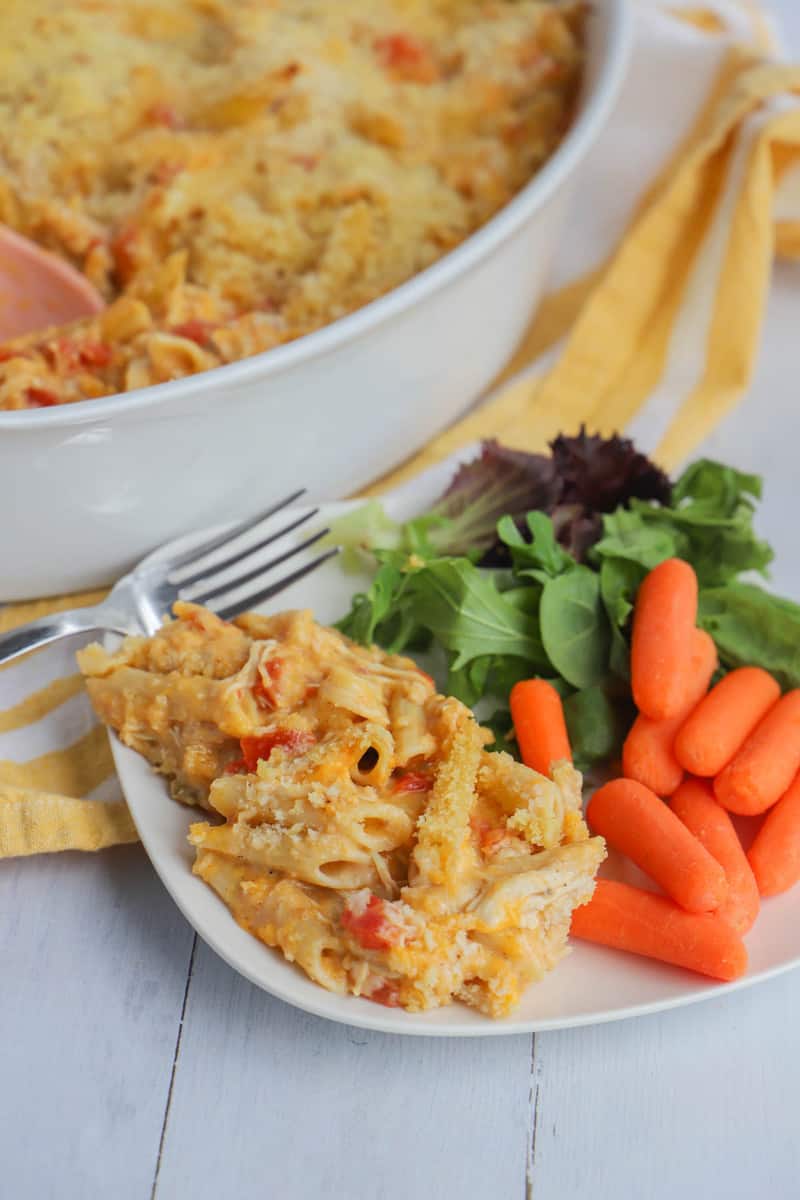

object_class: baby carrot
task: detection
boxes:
[587,778,727,912]
[623,629,717,795]
[714,690,800,816]
[631,558,699,720]
[670,778,760,933]
[570,879,747,982]
[747,772,800,896]
[510,678,571,776]
[674,667,781,777]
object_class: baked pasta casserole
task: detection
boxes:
[79,602,604,1017]
[0,0,585,410]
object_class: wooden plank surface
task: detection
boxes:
[153,941,533,1200]
[531,970,800,1200]
[0,846,194,1200]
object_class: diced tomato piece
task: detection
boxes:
[78,341,113,368]
[470,814,490,838]
[111,226,139,280]
[146,102,184,130]
[224,758,247,775]
[341,895,402,951]
[251,679,273,710]
[25,387,59,408]
[470,813,507,853]
[171,320,216,348]
[152,160,184,186]
[239,728,315,772]
[374,33,438,82]
[43,339,77,372]
[369,981,401,1008]
[45,338,110,372]
[481,827,508,853]
[392,770,432,793]
[289,153,318,172]
[48,338,80,371]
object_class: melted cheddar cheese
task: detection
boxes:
[79,602,604,1017]
[0,0,584,409]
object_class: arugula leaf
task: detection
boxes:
[591,507,679,569]
[498,511,574,579]
[698,582,800,690]
[500,584,543,615]
[539,566,611,689]
[337,557,408,646]
[446,655,494,707]
[404,559,545,670]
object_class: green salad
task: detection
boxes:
[330,431,800,771]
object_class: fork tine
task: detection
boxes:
[214,548,340,622]
[172,507,319,587]
[188,527,331,607]
[164,488,306,573]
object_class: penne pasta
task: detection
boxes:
[190,821,380,892]
[81,602,604,1018]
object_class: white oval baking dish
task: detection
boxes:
[0,0,630,600]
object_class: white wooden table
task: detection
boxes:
[2,9,799,1198]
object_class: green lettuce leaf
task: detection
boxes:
[539,566,611,689]
[334,447,792,782]
[599,558,646,680]
[591,459,772,586]
[403,560,544,670]
[563,685,633,771]
[698,582,800,690]
[497,511,574,579]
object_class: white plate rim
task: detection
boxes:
[116,762,800,1036]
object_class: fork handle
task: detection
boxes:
[0,604,129,667]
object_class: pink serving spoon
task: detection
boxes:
[0,224,105,341]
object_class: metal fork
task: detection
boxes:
[0,490,339,666]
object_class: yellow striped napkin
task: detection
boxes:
[2,0,799,857]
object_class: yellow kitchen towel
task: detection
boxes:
[373,0,800,492]
[2,0,800,857]
[0,596,137,855]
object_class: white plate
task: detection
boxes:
[111,489,800,1036]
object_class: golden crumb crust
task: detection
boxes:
[0,0,584,408]
[79,602,604,1018]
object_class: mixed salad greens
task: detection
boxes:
[332,431,800,771]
